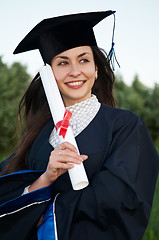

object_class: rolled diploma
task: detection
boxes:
[39,64,89,190]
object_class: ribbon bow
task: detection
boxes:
[55,109,72,139]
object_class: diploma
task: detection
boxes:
[39,64,89,190]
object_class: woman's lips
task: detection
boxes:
[65,81,86,89]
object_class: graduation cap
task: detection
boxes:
[13,11,116,63]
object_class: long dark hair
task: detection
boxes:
[91,46,115,106]
[1,46,115,175]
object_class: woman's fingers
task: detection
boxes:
[57,141,78,153]
[57,149,83,162]
[45,142,88,182]
[55,162,75,170]
[54,142,88,164]
[50,150,82,165]
[50,152,88,170]
[80,155,88,161]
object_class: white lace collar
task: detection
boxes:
[49,94,101,148]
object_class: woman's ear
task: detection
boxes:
[95,66,98,80]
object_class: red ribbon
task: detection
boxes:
[55,109,72,139]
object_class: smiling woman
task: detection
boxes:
[51,46,97,106]
[0,10,158,240]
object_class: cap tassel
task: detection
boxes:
[108,13,120,71]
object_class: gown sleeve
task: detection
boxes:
[55,113,159,240]
[0,170,55,240]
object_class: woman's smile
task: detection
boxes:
[65,80,86,88]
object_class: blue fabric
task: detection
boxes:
[0,169,44,178]
[38,201,56,240]
[0,170,53,216]
[0,169,56,240]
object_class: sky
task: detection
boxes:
[0,0,159,88]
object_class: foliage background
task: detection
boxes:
[0,57,30,155]
[114,74,159,240]
[0,57,158,239]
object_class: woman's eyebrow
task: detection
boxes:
[54,56,68,60]
[78,52,90,58]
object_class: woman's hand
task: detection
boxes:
[42,141,88,183]
[28,142,88,193]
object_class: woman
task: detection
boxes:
[0,11,158,240]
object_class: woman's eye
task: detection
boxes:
[57,61,68,66]
[80,59,89,63]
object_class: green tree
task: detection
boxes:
[0,57,31,155]
[114,74,145,116]
[114,74,159,143]
[143,84,159,143]
[132,74,149,97]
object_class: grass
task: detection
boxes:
[143,176,159,239]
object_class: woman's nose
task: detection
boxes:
[68,63,81,77]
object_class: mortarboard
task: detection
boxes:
[13,11,115,63]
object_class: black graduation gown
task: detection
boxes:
[0,104,159,240]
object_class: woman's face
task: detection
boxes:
[51,46,98,107]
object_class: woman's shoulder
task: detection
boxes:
[101,104,139,118]
[100,104,141,129]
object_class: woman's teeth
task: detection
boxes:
[66,81,84,86]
